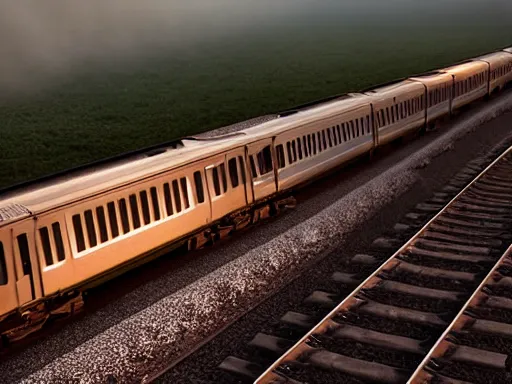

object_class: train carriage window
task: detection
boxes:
[180,177,190,209]
[238,157,246,183]
[17,234,31,276]
[276,145,286,169]
[119,198,131,233]
[150,187,161,220]
[0,242,6,285]
[107,202,120,238]
[317,132,322,152]
[128,195,141,229]
[355,120,360,137]
[219,164,228,193]
[336,125,342,143]
[139,191,151,225]
[249,156,257,178]
[39,227,53,266]
[286,142,292,164]
[327,129,333,147]
[297,138,303,159]
[256,146,273,175]
[312,134,317,155]
[321,130,327,148]
[212,167,221,196]
[84,209,98,246]
[172,180,182,212]
[341,123,348,143]
[350,120,355,138]
[96,206,109,242]
[302,137,308,157]
[291,140,297,162]
[193,171,205,204]
[72,214,86,252]
[366,115,371,134]
[229,158,240,186]
[52,222,66,262]
[331,127,337,146]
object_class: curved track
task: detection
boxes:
[220,145,512,384]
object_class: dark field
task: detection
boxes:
[1,0,511,188]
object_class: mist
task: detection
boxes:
[0,0,317,95]
[1,0,510,97]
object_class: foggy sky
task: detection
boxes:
[0,0,510,96]
[0,0,316,95]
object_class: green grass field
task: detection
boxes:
[1,2,512,188]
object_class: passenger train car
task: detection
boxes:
[1,47,512,346]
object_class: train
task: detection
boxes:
[1,47,512,346]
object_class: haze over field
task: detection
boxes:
[0,0,511,188]
[2,0,511,96]
[0,0,315,94]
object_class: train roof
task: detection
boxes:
[473,51,512,66]
[409,71,453,87]
[363,79,424,101]
[0,135,249,219]
[242,93,372,138]
[503,47,512,54]
[441,60,488,76]
[0,94,373,218]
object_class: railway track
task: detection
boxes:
[409,243,512,384]
[219,145,512,384]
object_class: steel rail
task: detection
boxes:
[254,144,512,383]
[407,243,512,384]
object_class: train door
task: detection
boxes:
[246,139,277,201]
[0,228,18,317]
[205,147,249,222]
[11,220,42,307]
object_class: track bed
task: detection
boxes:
[220,146,512,384]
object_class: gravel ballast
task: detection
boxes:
[19,93,512,383]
